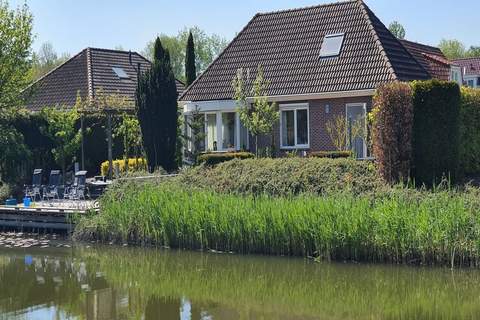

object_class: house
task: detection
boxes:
[179,0,458,158]
[453,58,480,88]
[24,47,185,110]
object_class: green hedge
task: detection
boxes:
[308,151,353,159]
[197,152,255,166]
[178,157,384,196]
[411,80,460,185]
[459,87,480,176]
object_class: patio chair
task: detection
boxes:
[64,171,89,203]
[24,169,43,202]
[42,170,62,203]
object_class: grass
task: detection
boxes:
[75,180,480,266]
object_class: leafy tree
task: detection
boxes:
[233,66,279,157]
[466,46,480,58]
[39,104,81,175]
[438,39,466,60]
[388,21,406,39]
[326,115,347,151]
[30,42,70,81]
[114,114,142,162]
[185,31,197,87]
[143,26,228,82]
[0,113,31,185]
[0,0,33,110]
[137,37,178,172]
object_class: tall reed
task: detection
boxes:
[75,181,480,266]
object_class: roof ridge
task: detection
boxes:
[257,0,358,16]
[356,0,397,81]
[86,48,94,100]
[453,57,480,61]
[400,39,439,50]
[179,13,261,101]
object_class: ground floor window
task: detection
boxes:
[202,111,248,152]
[346,103,367,159]
[280,104,309,149]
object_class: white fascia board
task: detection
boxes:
[182,89,376,113]
[183,100,237,113]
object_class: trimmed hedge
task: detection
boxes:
[371,82,413,184]
[177,157,384,196]
[308,151,353,159]
[411,80,460,185]
[459,87,480,176]
[197,152,255,166]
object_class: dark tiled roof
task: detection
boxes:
[180,0,430,102]
[399,39,450,80]
[24,48,185,110]
[453,58,480,76]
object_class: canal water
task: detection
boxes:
[0,243,479,320]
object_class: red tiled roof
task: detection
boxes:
[180,0,430,102]
[24,48,185,110]
[453,58,480,76]
[399,39,450,81]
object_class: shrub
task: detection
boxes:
[100,158,147,177]
[197,152,255,166]
[459,87,480,176]
[308,151,353,159]
[178,157,384,196]
[411,80,460,185]
[371,82,413,184]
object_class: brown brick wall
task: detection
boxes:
[255,96,372,155]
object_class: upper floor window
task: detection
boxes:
[112,67,129,79]
[320,33,345,58]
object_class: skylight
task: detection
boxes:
[320,33,345,58]
[112,67,129,79]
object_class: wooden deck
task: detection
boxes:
[0,201,97,231]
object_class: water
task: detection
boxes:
[0,244,480,320]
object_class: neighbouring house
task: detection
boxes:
[24,47,185,110]
[22,47,185,174]
[453,58,480,89]
[179,0,458,159]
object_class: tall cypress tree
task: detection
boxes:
[185,31,197,87]
[136,37,178,172]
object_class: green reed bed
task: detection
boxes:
[74,181,480,266]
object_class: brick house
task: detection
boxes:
[453,58,480,89]
[24,47,184,110]
[179,0,457,158]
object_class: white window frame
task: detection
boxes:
[279,103,310,150]
[319,33,345,58]
[204,111,249,152]
[345,103,367,159]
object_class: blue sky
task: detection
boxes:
[9,0,479,55]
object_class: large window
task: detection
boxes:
[203,112,249,152]
[280,104,309,149]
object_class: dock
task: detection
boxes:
[0,201,98,231]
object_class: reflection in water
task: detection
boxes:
[0,245,480,319]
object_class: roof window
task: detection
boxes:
[320,33,345,58]
[112,67,129,79]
